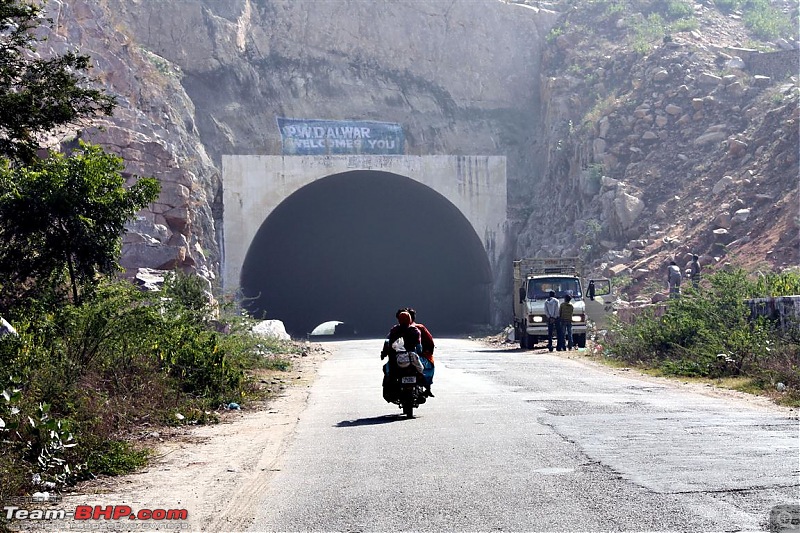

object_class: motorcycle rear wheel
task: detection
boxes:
[402,402,414,418]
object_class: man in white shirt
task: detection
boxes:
[667,261,682,298]
[544,290,560,352]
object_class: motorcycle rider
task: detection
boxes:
[381,310,432,399]
[405,308,435,396]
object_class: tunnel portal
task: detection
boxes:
[240,170,492,337]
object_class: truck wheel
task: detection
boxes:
[575,334,586,348]
[519,331,528,349]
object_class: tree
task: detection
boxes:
[0,0,115,164]
[0,142,160,304]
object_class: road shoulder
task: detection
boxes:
[19,342,330,533]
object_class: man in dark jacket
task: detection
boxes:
[689,255,701,289]
[557,294,574,351]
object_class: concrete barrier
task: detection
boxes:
[746,296,800,331]
[613,296,800,331]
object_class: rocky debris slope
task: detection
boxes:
[517,0,799,304]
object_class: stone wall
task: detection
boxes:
[747,296,800,331]
[732,48,800,79]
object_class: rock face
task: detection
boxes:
[53,0,558,318]
[97,0,557,174]
[47,0,219,281]
[517,0,799,303]
[47,0,799,323]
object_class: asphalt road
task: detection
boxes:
[249,338,799,532]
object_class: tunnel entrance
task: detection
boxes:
[240,170,492,337]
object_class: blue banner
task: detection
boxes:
[277,118,404,155]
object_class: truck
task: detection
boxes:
[512,258,610,349]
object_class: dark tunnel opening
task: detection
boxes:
[240,170,492,337]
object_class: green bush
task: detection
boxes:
[605,1,625,16]
[670,17,699,32]
[0,278,293,500]
[85,440,149,476]
[631,13,666,54]
[156,323,243,403]
[714,0,745,12]
[163,269,215,322]
[743,0,793,40]
[664,0,694,20]
[605,268,800,395]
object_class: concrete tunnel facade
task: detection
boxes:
[222,155,507,337]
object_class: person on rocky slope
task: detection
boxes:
[668,261,682,298]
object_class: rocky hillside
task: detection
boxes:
[42,0,799,320]
[516,0,799,304]
[49,0,557,306]
[46,0,219,282]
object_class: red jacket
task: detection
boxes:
[413,322,435,364]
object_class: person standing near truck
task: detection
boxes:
[544,291,560,352]
[557,294,574,351]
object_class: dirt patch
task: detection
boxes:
[16,343,330,533]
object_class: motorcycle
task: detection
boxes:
[382,350,428,418]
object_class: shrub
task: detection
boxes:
[85,440,149,476]
[743,0,793,40]
[664,0,694,20]
[605,267,800,393]
[163,269,215,323]
[0,278,294,501]
[631,13,666,54]
[156,323,243,404]
[670,17,699,32]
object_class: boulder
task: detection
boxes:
[606,263,630,277]
[727,139,747,157]
[695,131,727,146]
[252,320,291,341]
[698,72,722,85]
[133,268,168,291]
[713,213,732,229]
[120,242,188,271]
[614,191,645,230]
[724,57,746,70]
[651,292,669,303]
[712,175,735,194]
[731,208,751,223]
[0,317,18,337]
[652,68,669,82]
